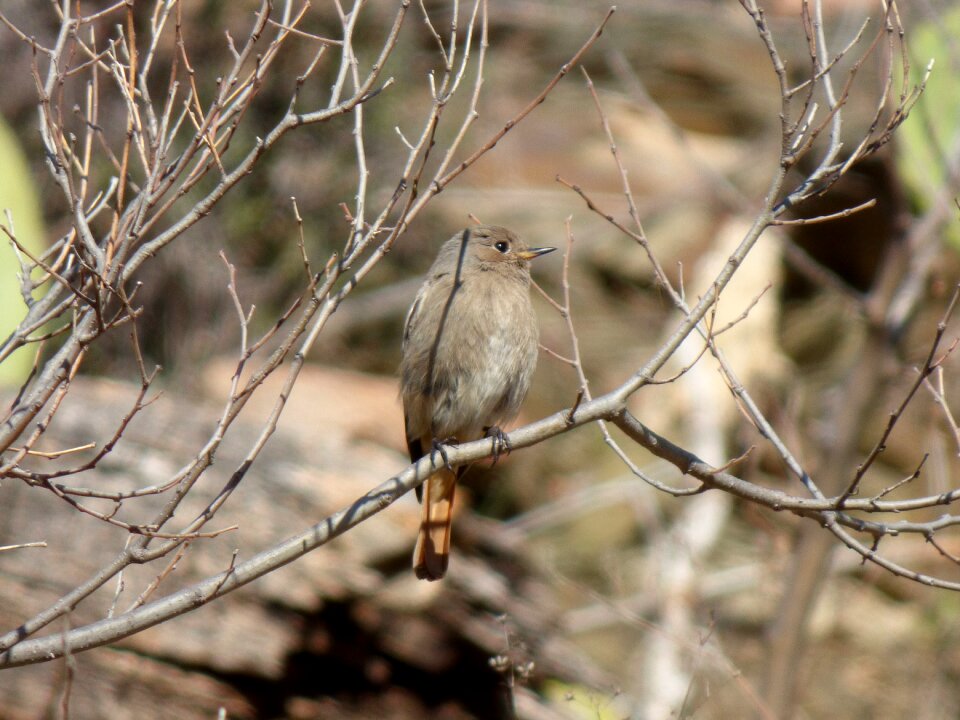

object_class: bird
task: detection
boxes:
[400,225,554,580]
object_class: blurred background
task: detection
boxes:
[3,1,960,718]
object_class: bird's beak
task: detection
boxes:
[516,246,556,261]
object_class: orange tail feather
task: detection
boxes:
[413,467,457,580]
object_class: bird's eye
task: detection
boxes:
[494,240,510,253]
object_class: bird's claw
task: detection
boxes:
[431,437,457,472]
[484,425,511,466]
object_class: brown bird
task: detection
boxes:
[400,225,554,580]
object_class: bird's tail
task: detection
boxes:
[413,467,457,581]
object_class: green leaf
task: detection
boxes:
[0,115,45,388]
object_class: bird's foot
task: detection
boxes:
[431,437,458,472]
[483,425,511,466]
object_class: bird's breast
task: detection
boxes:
[425,275,538,438]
